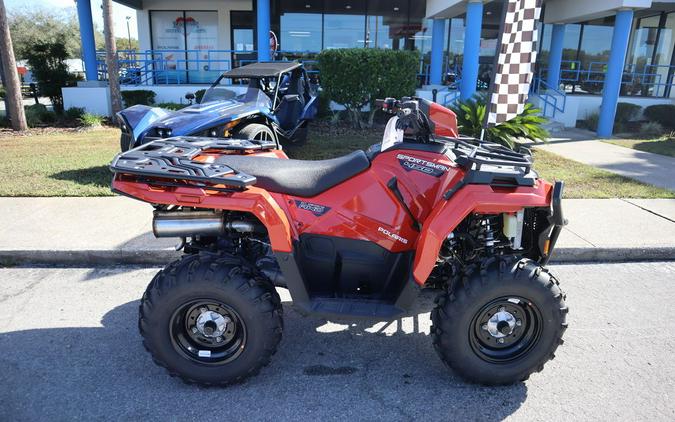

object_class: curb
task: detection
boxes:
[1,247,674,266]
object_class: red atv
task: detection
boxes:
[110,97,568,386]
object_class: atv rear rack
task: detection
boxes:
[110,136,275,188]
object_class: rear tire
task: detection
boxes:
[431,257,567,385]
[139,253,283,386]
[234,123,277,144]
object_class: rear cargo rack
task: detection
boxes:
[436,136,537,200]
[110,136,275,188]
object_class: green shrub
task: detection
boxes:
[450,94,549,149]
[317,48,418,127]
[582,111,600,131]
[24,40,78,114]
[317,89,332,118]
[64,107,85,120]
[614,102,641,132]
[644,104,675,130]
[195,89,207,103]
[156,102,185,111]
[639,121,665,137]
[78,112,106,128]
[24,103,56,127]
[0,85,5,99]
[121,90,156,107]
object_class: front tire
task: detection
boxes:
[431,257,567,385]
[139,253,283,386]
[234,123,277,144]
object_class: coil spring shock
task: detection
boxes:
[475,215,500,254]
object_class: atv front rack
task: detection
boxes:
[438,136,537,199]
[110,136,275,188]
[443,136,533,173]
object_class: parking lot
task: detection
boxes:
[1,262,674,421]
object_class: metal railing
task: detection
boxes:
[530,77,566,118]
[538,60,675,98]
[96,49,322,86]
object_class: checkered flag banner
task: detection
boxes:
[485,0,542,126]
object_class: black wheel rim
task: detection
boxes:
[469,296,542,363]
[169,300,247,365]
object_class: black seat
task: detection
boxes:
[215,150,370,197]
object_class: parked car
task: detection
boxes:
[117,61,317,151]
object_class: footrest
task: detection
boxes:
[310,298,404,319]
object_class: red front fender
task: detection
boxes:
[412,181,553,285]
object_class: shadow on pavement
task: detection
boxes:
[0,296,527,421]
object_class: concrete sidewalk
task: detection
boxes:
[1,196,674,265]
[539,130,675,191]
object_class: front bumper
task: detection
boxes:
[539,181,567,265]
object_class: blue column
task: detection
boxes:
[76,0,98,81]
[257,0,271,62]
[547,24,565,89]
[429,19,446,85]
[460,1,483,101]
[597,9,633,137]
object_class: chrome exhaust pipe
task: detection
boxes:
[152,211,264,238]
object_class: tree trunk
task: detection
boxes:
[102,0,122,116]
[0,0,27,131]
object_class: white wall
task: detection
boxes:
[531,94,675,127]
[136,0,253,52]
[62,85,248,116]
[425,0,468,19]
[544,0,652,23]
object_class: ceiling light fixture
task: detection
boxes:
[394,7,399,11]
[346,5,352,9]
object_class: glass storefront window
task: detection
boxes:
[366,1,409,49]
[324,1,367,49]
[577,17,614,95]
[279,0,322,51]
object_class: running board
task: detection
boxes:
[309,298,405,319]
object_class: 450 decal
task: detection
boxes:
[396,154,449,177]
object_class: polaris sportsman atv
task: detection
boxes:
[110,96,567,386]
[117,61,317,151]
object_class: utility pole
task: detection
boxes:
[126,16,132,51]
[0,0,27,131]
[102,0,122,115]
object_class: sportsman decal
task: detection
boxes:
[396,153,449,177]
[294,200,331,217]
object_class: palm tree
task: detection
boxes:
[102,0,122,115]
[0,0,27,130]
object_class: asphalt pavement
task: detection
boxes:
[1,262,674,421]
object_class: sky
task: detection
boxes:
[5,0,139,39]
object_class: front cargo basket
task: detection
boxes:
[109,136,275,188]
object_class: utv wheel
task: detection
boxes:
[431,257,567,385]
[138,253,283,386]
[234,123,277,143]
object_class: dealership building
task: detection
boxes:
[68,0,675,136]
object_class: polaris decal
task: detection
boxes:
[295,200,331,217]
[378,227,409,244]
[396,154,449,177]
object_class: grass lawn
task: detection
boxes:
[0,126,673,198]
[603,137,675,158]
